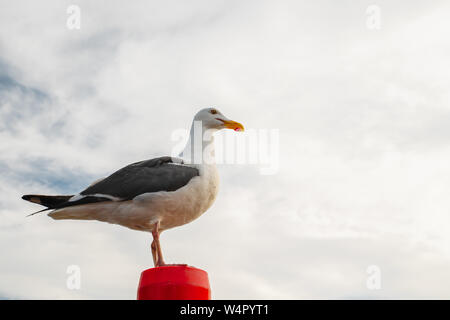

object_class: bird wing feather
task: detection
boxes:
[79,156,199,201]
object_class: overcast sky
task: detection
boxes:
[1,0,450,299]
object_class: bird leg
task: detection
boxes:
[151,240,158,266]
[151,221,166,267]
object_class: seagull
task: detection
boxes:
[22,108,244,267]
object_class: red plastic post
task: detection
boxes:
[137,265,211,300]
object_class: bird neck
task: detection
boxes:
[179,121,216,165]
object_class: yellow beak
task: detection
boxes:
[220,119,245,132]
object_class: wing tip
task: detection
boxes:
[22,194,42,204]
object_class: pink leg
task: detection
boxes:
[151,240,158,267]
[152,221,166,267]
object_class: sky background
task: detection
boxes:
[1,0,450,299]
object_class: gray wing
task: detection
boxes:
[53,156,199,209]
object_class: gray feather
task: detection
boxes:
[80,156,199,200]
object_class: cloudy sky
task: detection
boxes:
[1,0,450,299]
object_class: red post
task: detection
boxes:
[137,265,211,300]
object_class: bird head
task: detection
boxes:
[193,108,244,132]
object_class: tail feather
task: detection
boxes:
[22,194,73,209]
[26,207,52,217]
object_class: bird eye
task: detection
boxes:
[210,109,217,114]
